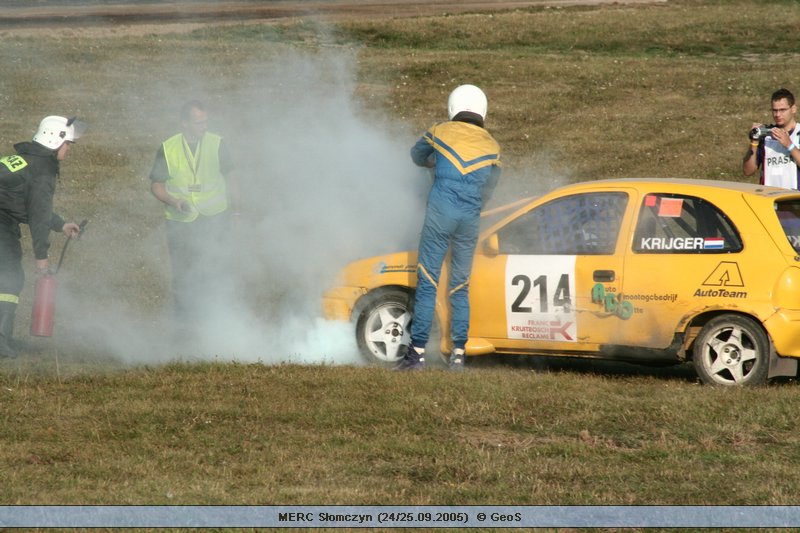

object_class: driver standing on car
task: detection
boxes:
[743,88,800,189]
[399,84,502,371]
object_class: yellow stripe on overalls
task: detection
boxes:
[417,264,438,288]
[0,294,19,304]
[449,280,469,296]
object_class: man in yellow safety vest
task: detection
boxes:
[149,101,238,340]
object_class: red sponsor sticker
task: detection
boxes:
[658,197,683,217]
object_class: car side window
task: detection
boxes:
[498,192,628,255]
[633,193,743,253]
[775,200,800,253]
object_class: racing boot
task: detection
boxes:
[396,345,426,371]
[0,301,18,359]
[448,348,465,372]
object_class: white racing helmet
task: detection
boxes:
[447,84,488,120]
[33,116,87,150]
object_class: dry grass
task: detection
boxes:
[3,361,800,504]
[343,0,800,183]
[1,0,800,508]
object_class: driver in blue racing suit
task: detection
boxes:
[400,84,502,370]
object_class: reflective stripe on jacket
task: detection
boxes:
[163,132,228,222]
[411,121,501,214]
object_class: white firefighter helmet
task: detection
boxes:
[33,116,86,150]
[447,84,488,120]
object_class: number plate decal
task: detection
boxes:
[505,255,577,342]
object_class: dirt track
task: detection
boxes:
[1,0,667,34]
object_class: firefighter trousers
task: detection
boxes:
[0,214,24,304]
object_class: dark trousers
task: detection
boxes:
[165,213,231,336]
[0,215,24,301]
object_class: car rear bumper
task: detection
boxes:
[765,309,800,358]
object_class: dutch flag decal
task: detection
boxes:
[704,238,724,249]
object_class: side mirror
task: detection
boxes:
[482,233,500,257]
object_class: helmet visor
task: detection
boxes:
[66,117,88,141]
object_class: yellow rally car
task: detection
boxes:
[322,178,800,386]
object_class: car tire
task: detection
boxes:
[355,290,413,367]
[693,314,769,386]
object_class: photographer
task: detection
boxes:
[743,88,800,189]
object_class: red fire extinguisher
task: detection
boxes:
[30,273,57,337]
[30,220,88,337]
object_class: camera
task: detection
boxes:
[750,125,776,141]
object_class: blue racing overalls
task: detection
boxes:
[409,118,501,351]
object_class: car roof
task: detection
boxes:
[559,178,800,198]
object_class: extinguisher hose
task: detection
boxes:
[55,219,88,274]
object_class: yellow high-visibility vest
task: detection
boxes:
[162,132,228,222]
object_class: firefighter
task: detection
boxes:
[399,84,502,371]
[149,100,238,337]
[0,116,85,358]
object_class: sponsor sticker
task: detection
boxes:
[702,261,744,287]
[373,262,416,274]
[696,262,747,298]
[658,198,683,217]
[638,236,726,251]
[639,237,704,250]
[505,256,577,342]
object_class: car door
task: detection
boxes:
[468,190,633,353]
[620,191,745,349]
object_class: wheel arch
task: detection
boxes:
[352,284,447,361]
[680,310,797,381]
[352,285,415,322]
[679,309,765,360]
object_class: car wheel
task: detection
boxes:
[693,314,769,386]
[356,290,412,367]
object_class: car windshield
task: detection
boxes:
[775,200,800,253]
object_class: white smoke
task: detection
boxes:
[44,45,429,367]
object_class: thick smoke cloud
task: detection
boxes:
[52,46,429,366]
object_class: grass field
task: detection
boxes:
[2,0,800,511]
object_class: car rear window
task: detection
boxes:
[633,193,743,254]
[775,200,800,253]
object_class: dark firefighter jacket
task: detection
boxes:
[0,142,66,260]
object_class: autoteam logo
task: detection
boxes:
[694,287,748,298]
[696,261,747,298]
